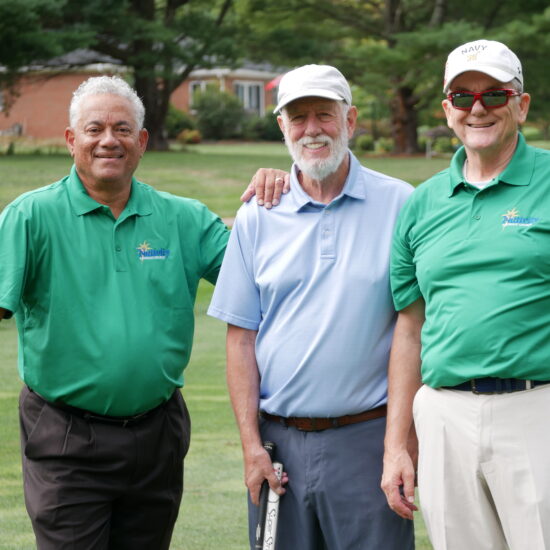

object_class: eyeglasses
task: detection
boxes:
[447,89,521,110]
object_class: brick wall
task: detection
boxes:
[0,72,112,139]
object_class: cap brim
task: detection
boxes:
[273,89,345,113]
[444,65,519,93]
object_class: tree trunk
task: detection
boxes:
[134,74,171,151]
[390,85,419,154]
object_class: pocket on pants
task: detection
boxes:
[166,391,191,463]
[22,399,71,460]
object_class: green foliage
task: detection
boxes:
[177,128,202,144]
[374,137,394,154]
[522,125,543,141]
[193,87,246,140]
[0,0,242,148]
[241,111,282,141]
[354,133,375,152]
[432,137,455,154]
[237,0,550,154]
[165,105,197,139]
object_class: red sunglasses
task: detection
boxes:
[447,88,521,110]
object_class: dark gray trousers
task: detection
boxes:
[19,386,190,550]
[249,415,414,550]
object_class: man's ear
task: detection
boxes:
[441,99,454,130]
[65,127,75,156]
[138,128,149,154]
[346,106,358,138]
[277,115,285,136]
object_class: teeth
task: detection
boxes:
[304,143,325,149]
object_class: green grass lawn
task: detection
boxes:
[0,144,436,549]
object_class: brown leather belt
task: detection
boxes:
[260,404,387,432]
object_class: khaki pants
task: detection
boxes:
[414,383,550,550]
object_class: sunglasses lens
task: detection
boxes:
[452,93,474,108]
[482,90,508,107]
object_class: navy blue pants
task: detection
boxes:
[19,386,190,550]
[249,416,414,550]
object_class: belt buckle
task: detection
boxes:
[470,379,481,394]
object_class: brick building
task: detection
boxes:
[0,51,281,139]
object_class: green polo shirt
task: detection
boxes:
[391,134,550,387]
[0,165,229,415]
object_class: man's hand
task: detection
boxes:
[244,444,288,505]
[381,448,418,520]
[240,168,290,209]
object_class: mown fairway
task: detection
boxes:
[0,144,440,549]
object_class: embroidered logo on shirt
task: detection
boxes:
[501,208,539,228]
[136,241,170,261]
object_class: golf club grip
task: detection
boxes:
[253,442,276,549]
[262,461,283,550]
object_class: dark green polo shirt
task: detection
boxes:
[391,134,550,387]
[0,165,229,415]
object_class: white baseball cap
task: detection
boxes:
[443,39,523,93]
[273,64,352,114]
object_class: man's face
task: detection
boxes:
[442,71,530,155]
[65,94,148,190]
[278,97,357,181]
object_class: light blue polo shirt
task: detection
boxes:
[208,152,413,417]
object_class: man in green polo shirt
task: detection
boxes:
[381,40,550,549]
[0,76,228,549]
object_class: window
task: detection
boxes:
[234,82,264,116]
[189,80,207,108]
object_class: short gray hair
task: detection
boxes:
[69,76,145,129]
[507,78,524,94]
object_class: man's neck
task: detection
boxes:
[298,155,350,204]
[80,177,132,220]
[464,135,518,183]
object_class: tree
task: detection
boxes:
[65,0,240,150]
[239,0,550,154]
[1,0,240,150]
[0,0,85,112]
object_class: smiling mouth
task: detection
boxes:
[468,123,494,128]
[303,142,328,150]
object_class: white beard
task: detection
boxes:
[285,130,349,182]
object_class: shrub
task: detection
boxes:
[177,129,202,144]
[432,137,455,154]
[242,112,282,141]
[374,137,394,153]
[165,105,196,139]
[193,87,246,140]
[522,125,542,141]
[354,133,375,151]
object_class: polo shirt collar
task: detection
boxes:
[448,133,535,197]
[67,164,152,217]
[288,150,365,211]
